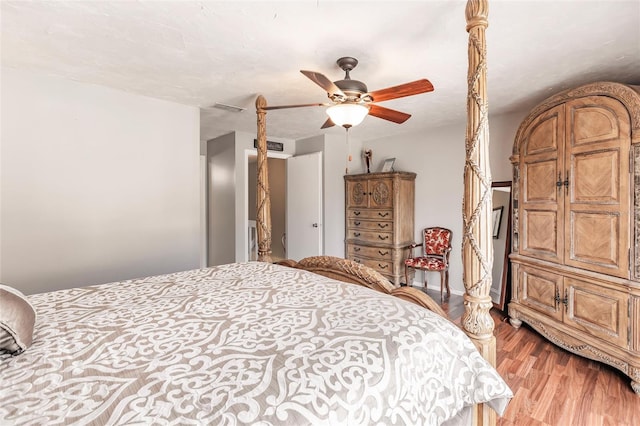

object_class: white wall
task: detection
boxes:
[1,67,200,294]
[207,134,236,266]
[363,109,527,294]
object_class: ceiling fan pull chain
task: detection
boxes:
[345,127,352,175]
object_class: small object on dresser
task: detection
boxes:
[380,157,395,172]
[364,149,373,173]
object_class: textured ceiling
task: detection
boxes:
[2,1,639,142]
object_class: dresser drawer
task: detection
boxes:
[347,209,393,221]
[346,229,393,243]
[347,244,393,260]
[347,219,392,232]
[349,256,394,274]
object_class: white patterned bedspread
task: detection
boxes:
[0,262,511,425]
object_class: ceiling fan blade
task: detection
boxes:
[262,102,326,110]
[320,117,335,129]
[368,104,411,124]
[301,70,346,97]
[368,79,434,103]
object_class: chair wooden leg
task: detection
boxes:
[439,271,444,300]
[404,265,409,287]
[445,270,450,297]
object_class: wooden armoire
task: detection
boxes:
[344,172,415,286]
[508,82,640,394]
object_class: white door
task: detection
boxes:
[286,152,323,260]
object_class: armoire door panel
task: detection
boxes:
[564,277,628,348]
[524,111,561,156]
[519,266,563,321]
[521,209,561,261]
[571,105,620,146]
[565,96,630,278]
[567,211,626,276]
[571,149,620,203]
[519,104,564,261]
[523,159,559,203]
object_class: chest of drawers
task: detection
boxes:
[344,172,415,286]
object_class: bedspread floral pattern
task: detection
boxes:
[0,262,511,425]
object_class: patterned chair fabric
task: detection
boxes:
[404,227,452,299]
[404,257,446,271]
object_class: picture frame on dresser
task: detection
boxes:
[380,158,395,172]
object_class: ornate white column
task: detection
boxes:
[462,2,496,422]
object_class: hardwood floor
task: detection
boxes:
[416,287,640,426]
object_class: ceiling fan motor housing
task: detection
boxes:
[333,57,370,100]
[334,79,368,98]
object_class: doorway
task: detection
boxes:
[247,154,287,262]
[244,149,324,263]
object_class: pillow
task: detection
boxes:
[0,284,36,354]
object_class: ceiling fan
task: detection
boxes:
[264,57,434,129]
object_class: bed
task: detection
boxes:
[2,1,510,424]
[1,259,510,425]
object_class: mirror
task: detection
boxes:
[490,181,512,312]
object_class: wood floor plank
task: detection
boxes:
[555,394,578,426]
[415,289,640,425]
[514,355,536,378]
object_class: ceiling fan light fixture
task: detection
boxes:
[326,103,369,128]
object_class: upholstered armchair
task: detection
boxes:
[404,227,452,300]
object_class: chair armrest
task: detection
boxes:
[443,246,452,266]
[405,242,423,257]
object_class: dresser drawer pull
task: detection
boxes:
[354,232,361,237]
[354,221,361,226]
[378,212,389,218]
[378,264,389,269]
[354,247,361,252]
[377,223,389,228]
[354,211,361,216]
[378,235,389,240]
[378,250,389,256]
[354,258,362,264]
